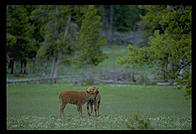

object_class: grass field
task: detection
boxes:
[7,83,191,130]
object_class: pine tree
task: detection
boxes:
[76,5,107,67]
[35,5,82,83]
[7,5,36,74]
[117,5,192,98]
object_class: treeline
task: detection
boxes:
[6,5,192,97]
[6,5,142,77]
[96,5,142,46]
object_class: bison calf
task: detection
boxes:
[59,89,96,117]
[86,86,101,117]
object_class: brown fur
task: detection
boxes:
[59,90,96,117]
[86,86,101,117]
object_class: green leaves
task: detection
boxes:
[34,5,107,69]
[117,5,192,98]
[6,34,17,47]
[7,5,37,60]
[76,5,107,66]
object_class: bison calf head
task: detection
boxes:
[87,86,99,94]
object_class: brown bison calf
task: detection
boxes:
[86,86,101,117]
[59,89,96,117]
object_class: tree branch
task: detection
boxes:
[63,15,71,41]
[178,61,191,74]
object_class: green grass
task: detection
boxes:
[7,83,191,130]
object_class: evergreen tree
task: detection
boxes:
[97,5,141,33]
[34,5,107,83]
[96,5,142,46]
[117,5,192,98]
[7,5,36,74]
[34,5,82,83]
[113,5,133,32]
[76,5,107,67]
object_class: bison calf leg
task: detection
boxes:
[90,102,93,115]
[95,101,100,117]
[87,101,93,116]
[87,102,91,116]
[94,102,97,117]
[59,102,67,117]
[77,105,82,117]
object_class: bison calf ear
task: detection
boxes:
[86,90,90,93]
[87,87,91,93]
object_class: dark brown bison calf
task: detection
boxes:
[86,86,101,117]
[59,89,96,117]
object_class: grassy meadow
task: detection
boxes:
[7,45,192,130]
[7,83,191,130]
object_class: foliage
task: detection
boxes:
[6,5,36,61]
[34,6,76,61]
[6,5,143,75]
[113,5,141,32]
[96,5,141,32]
[137,5,166,38]
[34,5,107,67]
[117,5,192,97]
[75,5,107,66]
[6,33,17,48]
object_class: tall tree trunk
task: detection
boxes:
[163,58,168,81]
[50,56,61,84]
[50,57,56,83]
[33,58,37,73]
[13,60,16,75]
[49,7,71,84]
[10,59,13,74]
[88,64,95,85]
[50,5,59,84]
[10,59,16,75]
[24,61,29,74]
[63,15,71,41]
[50,58,55,77]
[20,60,24,73]
[53,58,61,84]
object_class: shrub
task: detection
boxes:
[126,114,154,130]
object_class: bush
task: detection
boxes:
[126,114,154,130]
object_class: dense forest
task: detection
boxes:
[7,5,192,97]
[6,5,142,83]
